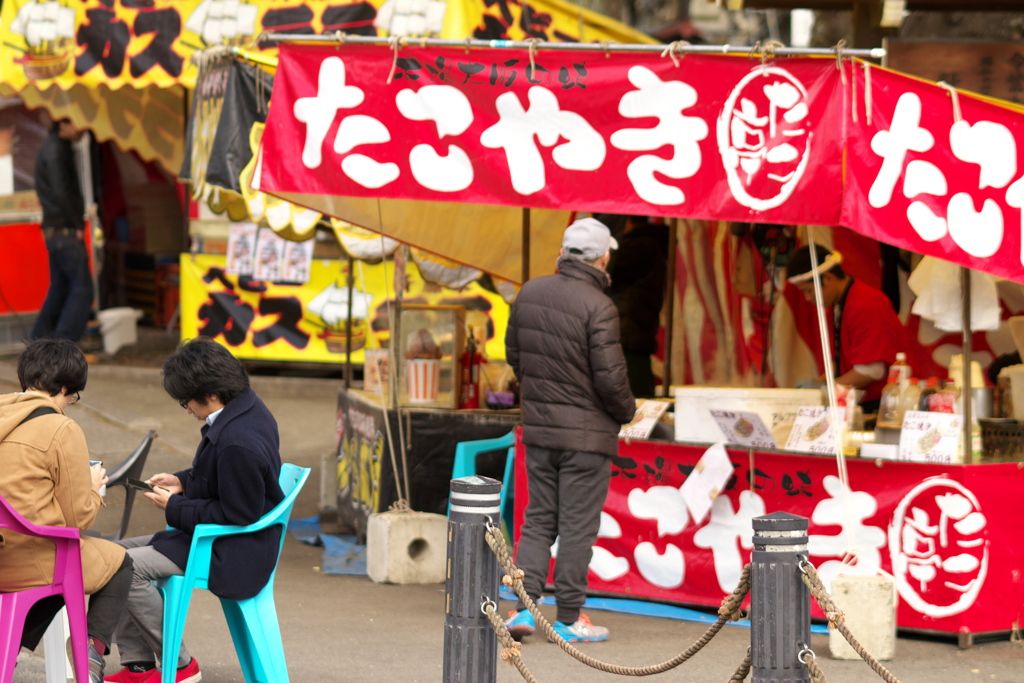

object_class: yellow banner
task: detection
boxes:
[180,253,508,363]
[0,0,651,92]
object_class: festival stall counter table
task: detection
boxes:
[335,387,519,540]
[512,434,1024,640]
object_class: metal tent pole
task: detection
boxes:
[961,266,973,465]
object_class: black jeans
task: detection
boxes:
[514,446,611,625]
[20,554,133,651]
[31,231,93,342]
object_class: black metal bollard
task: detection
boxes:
[751,512,811,683]
[443,475,502,683]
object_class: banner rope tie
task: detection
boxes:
[248,30,269,51]
[760,40,784,76]
[937,81,963,123]
[600,40,616,58]
[334,30,347,45]
[386,35,404,84]
[527,38,541,73]
[851,58,859,124]
[833,39,848,85]
[863,62,873,125]
[660,40,689,68]
[483,523,750,676]
[464,37,472,54]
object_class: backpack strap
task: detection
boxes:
[1,405,60,443]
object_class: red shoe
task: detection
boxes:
[140,658,201,683]
[104,666,156,683]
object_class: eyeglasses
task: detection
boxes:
[68,392,81,405]
[179,399,191,409]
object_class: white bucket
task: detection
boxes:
[407,358,440,403]
[96,307,143,356]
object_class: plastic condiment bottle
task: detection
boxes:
[877,368,903,429]
[918,377,939,411]
[928,378,959,414]
[900,377,922,417]
[892,352,912,391]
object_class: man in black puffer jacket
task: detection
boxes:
[504,217,636,643]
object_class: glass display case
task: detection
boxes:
[397,304,465,409]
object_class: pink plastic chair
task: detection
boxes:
[0,493,90,683]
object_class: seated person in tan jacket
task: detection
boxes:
[0,339,133,683]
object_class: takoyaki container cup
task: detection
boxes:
[407,358,440,403]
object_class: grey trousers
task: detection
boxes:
[513,446,611,625]
[112,535,192,669]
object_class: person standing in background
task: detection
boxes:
[32,117,91,342]
[503,218,636,643]
[607,215,668,398]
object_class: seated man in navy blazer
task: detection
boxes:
[107,338,284,683]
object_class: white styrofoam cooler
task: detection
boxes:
[674,387,823,444]
[97,307,143,356]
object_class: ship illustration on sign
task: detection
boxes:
[185,0,259,45]
[305,281,374,354]
[9,1,76,80]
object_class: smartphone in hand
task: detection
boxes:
[126,477,156,492]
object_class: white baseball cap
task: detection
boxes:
[562,218,618,261]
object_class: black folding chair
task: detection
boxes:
[86,430,157,541]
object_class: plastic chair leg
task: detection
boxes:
[0,594,27,683]
[63,594,91,683]
[158,580,194,683]
[221,590,288,683]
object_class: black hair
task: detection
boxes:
[51,117,71,133]
[787,244,846,280]
[162,337,250,406]
[17,338,88,396]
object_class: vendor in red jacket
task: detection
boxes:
[787,245,908,412]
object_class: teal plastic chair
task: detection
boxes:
[449,432,515,525]
[156,463,310,683]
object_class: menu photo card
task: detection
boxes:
[784,406,839,455]
[619,399,671,440]
[709,410,777,449]
[898,410,961,464]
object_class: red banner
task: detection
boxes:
[843,64,1024,283]
[259,45,847,225]
[258,44,1024,283]
[513,438,1024,634]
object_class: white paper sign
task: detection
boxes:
[282,238,315,283]
[254,227,286,281]
[898,410,961,464]
[226,222,258,276]
[709,410,777,449]
[619,399,671,440]
[784,406,838,454]
[680,443,734,525]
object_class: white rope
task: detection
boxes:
[937,81,964,123]
[863,62,873,125]
[806,229,857,563]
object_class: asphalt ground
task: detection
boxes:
[2,330,1023,682]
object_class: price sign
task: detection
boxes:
[784,406,838,455]
[709,410,777,449]
[898,410,961,464]
[619,399,671,440]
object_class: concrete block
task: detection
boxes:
[366,510,447,584]
[828,574,896,661]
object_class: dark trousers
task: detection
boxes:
[19,554,133,652]
[31,232,93,342]
[514,446,611,625]
[624,350,656,398]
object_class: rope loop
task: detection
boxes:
[385,35,404,84]
[761,39,785,76]
[526,38,541,72]
[334,30,347,45]
[480,597,498,617]
[937,81,964,122]
[660,40,689,67]
[833,39,848,85]
[600,39,615,58]
[464,36,472,54]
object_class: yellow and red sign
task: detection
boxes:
[180,253,508,364]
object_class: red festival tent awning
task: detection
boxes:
[253,41,1024,285]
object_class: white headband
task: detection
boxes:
[786,251,844,284]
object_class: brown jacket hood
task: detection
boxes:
[0,391,66,441]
